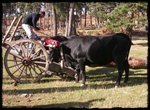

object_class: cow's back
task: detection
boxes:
[62,37,99,58]
[95,33,131,64]
[61,33,131,66]
[61,36,113,65]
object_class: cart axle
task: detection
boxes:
[22,58,32,66]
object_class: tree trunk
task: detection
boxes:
[47,16,49,30]
[43,17,45,29]
[67,3,75,36]
[48,16,51,30]
[50,13,53,30]
[84,8,87,28]
[90,15,92,29]
[96,17,100,28]
[52,4,57,36]
[128,57,147,69]
[105,57,147,69]
[72,18,76,35]
[65,3,70,37]
[65,16,69,37]
[79,11,82,29]
[59,21,62,31]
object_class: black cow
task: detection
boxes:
[48,35,77,62]
[49,33,132,87]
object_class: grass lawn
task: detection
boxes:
[2,35,148,108]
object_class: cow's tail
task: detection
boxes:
[125,39,132,62]
[125,33,134,45]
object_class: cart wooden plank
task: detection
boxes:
[3,16,18,43]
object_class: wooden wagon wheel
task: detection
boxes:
[4,39,49,83]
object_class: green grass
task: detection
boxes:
[2,67,147,108]
[2,37,148,108]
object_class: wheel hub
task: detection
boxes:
[22,57,32,66]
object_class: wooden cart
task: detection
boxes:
[2,16,76,84]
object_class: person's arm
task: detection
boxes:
[32,14,40,30]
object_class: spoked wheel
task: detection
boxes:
[4,39,49,83]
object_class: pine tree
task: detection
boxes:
[105,2,148,32]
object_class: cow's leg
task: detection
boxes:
[124,59,129,83]
[75,68,80,83]
[116,68,124,88]
[80,68,86,87]
[78,59,86,87]
[114,56,125,88]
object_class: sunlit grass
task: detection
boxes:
[129,46,147,58]
[2,64,147,108]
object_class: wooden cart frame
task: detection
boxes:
[2,16,76,84]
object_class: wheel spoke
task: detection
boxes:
[8,62,22,68]
[30,65,40,76]
[7,59,22,62]
[25,42,29,57]
[20,42,26,57]
[33,61,46,67]
[24,66,28,81]
[12,64,24,75]
[30,49,42,59]
[9,51,22,59]
[28,66,34,79]
[31,55,46,61]
[34,63,45,73]
[31,65,40,76]
[18,65,26,79]
[28,43,35,57]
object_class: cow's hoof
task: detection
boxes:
[74,81,79,83]
[115,85,119,89]
[80,84,86,87]
[75,78,79,83]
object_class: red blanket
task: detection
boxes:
[44,38,59,47]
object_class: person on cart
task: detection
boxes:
[22,11,45,40]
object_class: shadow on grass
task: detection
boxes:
[2,78,62,85]
[88,68,147,89]
[3,67,147,95]
[2,75,70,85]
[10,98,105,108]
[86,67,147,80]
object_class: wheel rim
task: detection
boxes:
[4,39,49,83]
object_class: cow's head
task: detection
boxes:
[49,46,61,62]
[45,36,68,63]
